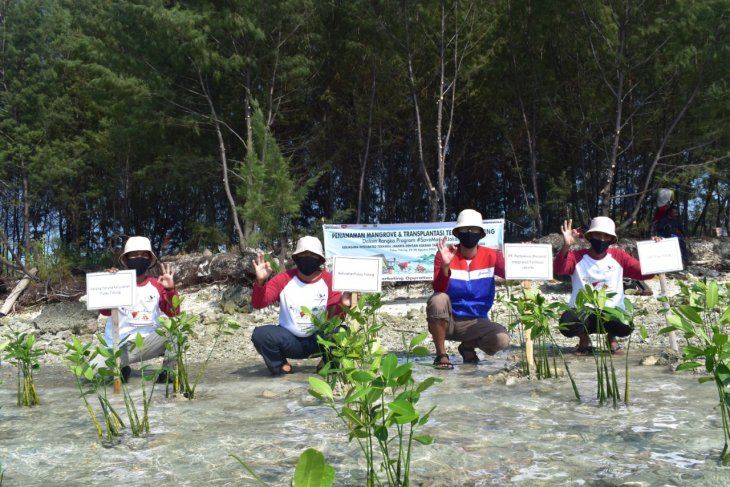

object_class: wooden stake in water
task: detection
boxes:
[522,281,535,369]
[112,308,121,394]
[659,274,678,352]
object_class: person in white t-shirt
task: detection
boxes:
[251,236,349,376]
[94,236,179,381]
[554,217,654,355]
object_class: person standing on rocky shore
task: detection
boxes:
[250,236,349,376]
[93,236,179,382]
[555,217,655,355]
[426,209,510,370]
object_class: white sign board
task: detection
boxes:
[85,270,136,310]
[332,256,382,293]
[503,244,554,280]
[636,238,684,274]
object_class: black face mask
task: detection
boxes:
[457,232,482,249]
[588,238,611,255]
[295,256,322,276]
[126,257,151,276]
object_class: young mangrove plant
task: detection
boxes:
[309,294,441,486]
[156,295,239,399]
[111,333,157,437]
[572,285,636,407]
[231,447,335,487]
[659,279,730,465]
[64,336,124,444]
[2,327,42,407]
[503,286,581,399]
[311,293,383,391]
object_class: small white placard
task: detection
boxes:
[504,243,554,280]
[637,238,684,274]
[85,270,136,310]
[332,256,382,293]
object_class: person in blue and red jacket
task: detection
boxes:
[426,209,510,370]
[555,217,655,355]
[251,236,349,376]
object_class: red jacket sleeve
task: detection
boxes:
[251,270,295,309]
[494,250,505,278]
[150,278,180,316]
[554,249,581,276]
[432,251,449,292]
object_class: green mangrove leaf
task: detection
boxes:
[409,331,428,348]
[706,281,719,309]
[676,362,702,371]
[411,346,430,357]
[716,364,730,386]
[374,425,388,442]
[678,305,703,324]
[413,434,433,445]
[350,371,375,383]
[698,376,715,384]
[308,377,333,401]
[293,448,334,487]
[639,325,648,340]
[381,353,398,379]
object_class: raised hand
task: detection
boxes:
[252,251,273,284]
[437,236,458,267]
[560,219,576,247]
[158,262,176,290]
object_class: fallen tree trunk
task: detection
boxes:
[0,267,38,316]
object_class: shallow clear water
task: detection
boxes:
[2,354,730,486]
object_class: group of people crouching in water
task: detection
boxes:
[103,209,655,379]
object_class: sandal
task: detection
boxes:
[458,343,480,364]
[575,345,595,356]
[433,354,454,370]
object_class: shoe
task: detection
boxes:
[458,343,480,364]
[433,354,454,370]
[121,366,131,383]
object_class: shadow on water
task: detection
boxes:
[2,353,730,486]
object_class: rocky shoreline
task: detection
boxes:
[2,265,728,374]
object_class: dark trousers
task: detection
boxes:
[558,309,632,338]
[251,325,320,375]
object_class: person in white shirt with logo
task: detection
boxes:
[554,217,655,355]
[251,236,348,376]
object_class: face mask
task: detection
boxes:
[295,256,322,276]
[126,257,151,276]
[588,238,611,254]
[457,232,482,249]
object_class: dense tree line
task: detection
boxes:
[1,0,729,276]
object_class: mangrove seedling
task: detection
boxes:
[156,295,239,399]
[503,285,581,399]
[64,336,125,444]
[659,279,730,465]
[309,295,440,486]
[2,327,42,407]
[572,285,635,407]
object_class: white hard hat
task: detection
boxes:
[119,236,158,265]
[585,217,618,243]
[453,209,486,237]
[292,236,325,260]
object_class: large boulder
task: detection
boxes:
[33,301,99,335]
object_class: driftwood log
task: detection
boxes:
[0,267,38,316]
[157,250,259,289]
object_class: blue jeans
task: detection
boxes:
[251,325,320,375]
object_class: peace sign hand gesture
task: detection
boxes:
[158,262,176,290]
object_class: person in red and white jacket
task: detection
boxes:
[554,217,655,355]
[94,236,179,381]
[251,236,349,376]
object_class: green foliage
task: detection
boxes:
[659,279,730,464]
[2,327,42,407]
[573,285,634,408]
[231,447,335,487]
[500,284,580,400]
[308,294,440,486]
[156,295,239,399]
[64,336,124,444]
